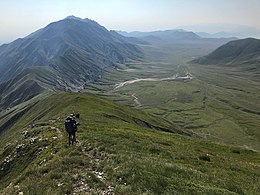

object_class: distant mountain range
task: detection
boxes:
[196,32,239,39]
[117,29,201,42]
[116,29,237,45]
[0,16,143,109]
[177,24,260,39]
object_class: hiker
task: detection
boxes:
[76,113,80,119]
[65,114,80,145]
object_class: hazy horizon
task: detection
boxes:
[1,0,260,43]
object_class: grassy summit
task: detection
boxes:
[0,93,259,194]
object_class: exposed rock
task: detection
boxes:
[29,138,37,145]
[15,144,25,151]
[39,159,47,165]
[21,131,29,138]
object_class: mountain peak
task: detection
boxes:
[65,16,95,24]
[0,17,143,85]
[65,15,83,21]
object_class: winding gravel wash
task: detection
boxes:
[114,73,192,90]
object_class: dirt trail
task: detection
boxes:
[132,93,142,108]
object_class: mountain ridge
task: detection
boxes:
[117,29,201,42]
[0,16,143,83]
[192,38,260,65]
[0,16,144,109]
[0,92,259,194]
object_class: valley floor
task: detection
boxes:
[85,42,260,151]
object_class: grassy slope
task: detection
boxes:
[0,66,60,110]
[192,38,260,65]
[0,93,259,194]
[83,42,260,151]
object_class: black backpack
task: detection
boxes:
[65,117,74,133]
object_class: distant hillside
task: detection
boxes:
[0,66,68,110]
[192,38,260,65]
[117,30,237,47]
[117,29,201,43]
[196,32,239,39]
[0,16,143,83]
[110,30,149,45]
[0,16,143,109]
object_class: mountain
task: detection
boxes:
[0,16,143,109]
[196,32,239,39]
[0,18,259,194]
[117,29,201,42]
[192,38,260,65]
[110,30,149,45]
[116,30,238,47]
[0,16,143,84]
[178,24,260,39]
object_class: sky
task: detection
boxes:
[0,0,260,43]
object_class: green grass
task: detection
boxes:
[1,38,259,194]
[82,41,260,151]
[0,93,259,194]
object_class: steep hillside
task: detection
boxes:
[0,66,62,109]
[0,93,259,194]
[0,16,143,83]
[0,16,144,109]
[191,38,260,83]
[192,38,260,65]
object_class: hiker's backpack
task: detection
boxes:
[65,117,74,133]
